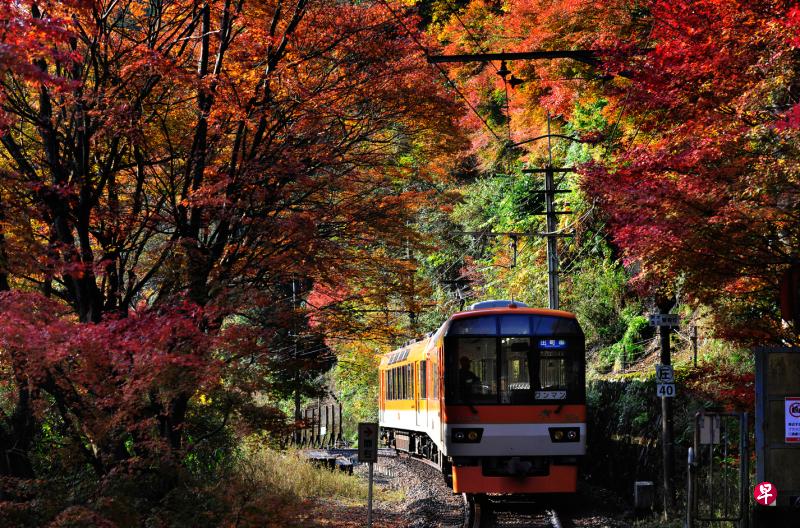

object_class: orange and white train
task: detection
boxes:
[378,300,586,495]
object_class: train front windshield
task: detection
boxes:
[444,314,585,405]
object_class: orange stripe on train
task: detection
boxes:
[452,465,578,494]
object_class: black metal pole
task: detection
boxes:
[661,323,675,515]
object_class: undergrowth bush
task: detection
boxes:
[596,311,652,372]
[1,439,397,527]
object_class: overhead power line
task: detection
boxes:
[375,0,503,142]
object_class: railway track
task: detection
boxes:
[311,447,577,528]
[394,450,571,528]
[464,493,570,528]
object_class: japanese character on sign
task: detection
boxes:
[655,365,674,383]
[754,481,777,506]
[648,314,680,327]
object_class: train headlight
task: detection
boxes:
[451,428,483,443]
[567,430,578,441]
[549,427,580,443]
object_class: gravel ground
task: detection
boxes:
[354,454,639,528]
[354,453,465,527]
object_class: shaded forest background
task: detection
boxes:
[0,0,798,525]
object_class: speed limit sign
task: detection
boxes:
[656,383,676,398]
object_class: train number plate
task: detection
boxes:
[535,390,567,400]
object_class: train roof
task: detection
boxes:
[450,305,577,321]
[378,302,579,367]
[379,337,430,367]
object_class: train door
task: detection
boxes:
[416,360,427,427]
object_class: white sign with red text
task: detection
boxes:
[786,397,800,443]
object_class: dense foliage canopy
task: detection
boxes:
[422,0,800,343]
[0,0,463,522]
[2,0,798,523]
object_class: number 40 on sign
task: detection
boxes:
[657,383,676,398]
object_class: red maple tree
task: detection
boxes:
[429,0,800,342]
[0,0,465,519]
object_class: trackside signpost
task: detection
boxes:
[655,364,676,398]
[358,422,378,528]
[650,312,679,517]
[649,313,680,328]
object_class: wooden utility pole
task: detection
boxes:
[292,279,302,445]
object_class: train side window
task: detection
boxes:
[429,360,439,400]
[433,361,439,400]
[408,364,414,400]
[396,367,401,400]
[419,360,427,399]
[405,365,410,399]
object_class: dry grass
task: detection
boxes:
[214,442,406,527]
[236,442,404,504]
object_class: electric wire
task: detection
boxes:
[442,2,514,142]
[375,0,503,142]
[601,21,656,162]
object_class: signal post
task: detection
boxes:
[358,422,379,528]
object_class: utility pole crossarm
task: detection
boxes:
[427,50,600,67]
[428,50,637,78]
[522,168,574,174]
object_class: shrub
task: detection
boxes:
[597,312,652,372]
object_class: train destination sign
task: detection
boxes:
[786,397,800,443]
